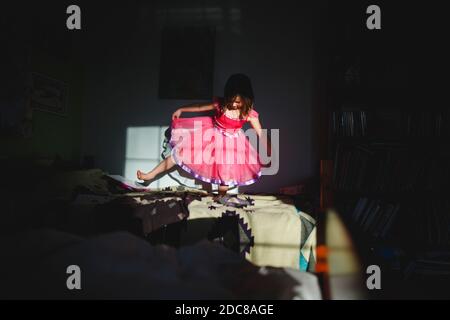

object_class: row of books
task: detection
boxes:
[346,197,450,247]
[408,198,450,248]
[331,110,367,137]
[331,109,450,138]
[341,196,450,281]
[333,143,450,193]
[350,197,400,240]
[404,259,450,279]
[404,250,450,279]
[406,111,450,138]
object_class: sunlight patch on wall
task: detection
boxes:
[124,126,207,189]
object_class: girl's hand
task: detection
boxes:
[172,109,182,120]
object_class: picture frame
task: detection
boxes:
[158,26,215,100]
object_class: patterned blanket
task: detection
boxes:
[101,188,317,271]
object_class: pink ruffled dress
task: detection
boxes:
[169,97,263,187]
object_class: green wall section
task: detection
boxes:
[1,53,84,164]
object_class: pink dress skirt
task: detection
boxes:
[169,102,262,187]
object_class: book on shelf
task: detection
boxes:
[332,142,449,194]
[349,197,401,240]
[380,204,400,239]
[404,259,450,279]
[331,107,450,139]
[345,194,450,247]
[331,110,368,137]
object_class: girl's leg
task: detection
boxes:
[218,185,229,196]
[213,184,229,202]
[137,155,176,180]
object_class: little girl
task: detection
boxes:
[137,74,270,197]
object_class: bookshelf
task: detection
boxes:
[328,104,450,298]
[317,1,450,298]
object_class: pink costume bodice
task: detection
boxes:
[212,97,259,130]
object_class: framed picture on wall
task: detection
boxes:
[158,26,215,100]
[30,72,68,116]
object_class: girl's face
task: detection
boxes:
[230,95,243,110]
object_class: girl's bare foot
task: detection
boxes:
[136,170,154,181]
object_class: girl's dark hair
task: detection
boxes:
[221,74,254,119]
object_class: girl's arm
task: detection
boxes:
[172,102,216,119]
[248,116,272,157]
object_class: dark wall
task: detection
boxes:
[1,1,84,163]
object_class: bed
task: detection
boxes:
[93,185,317,272]
[0,162,361,299]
